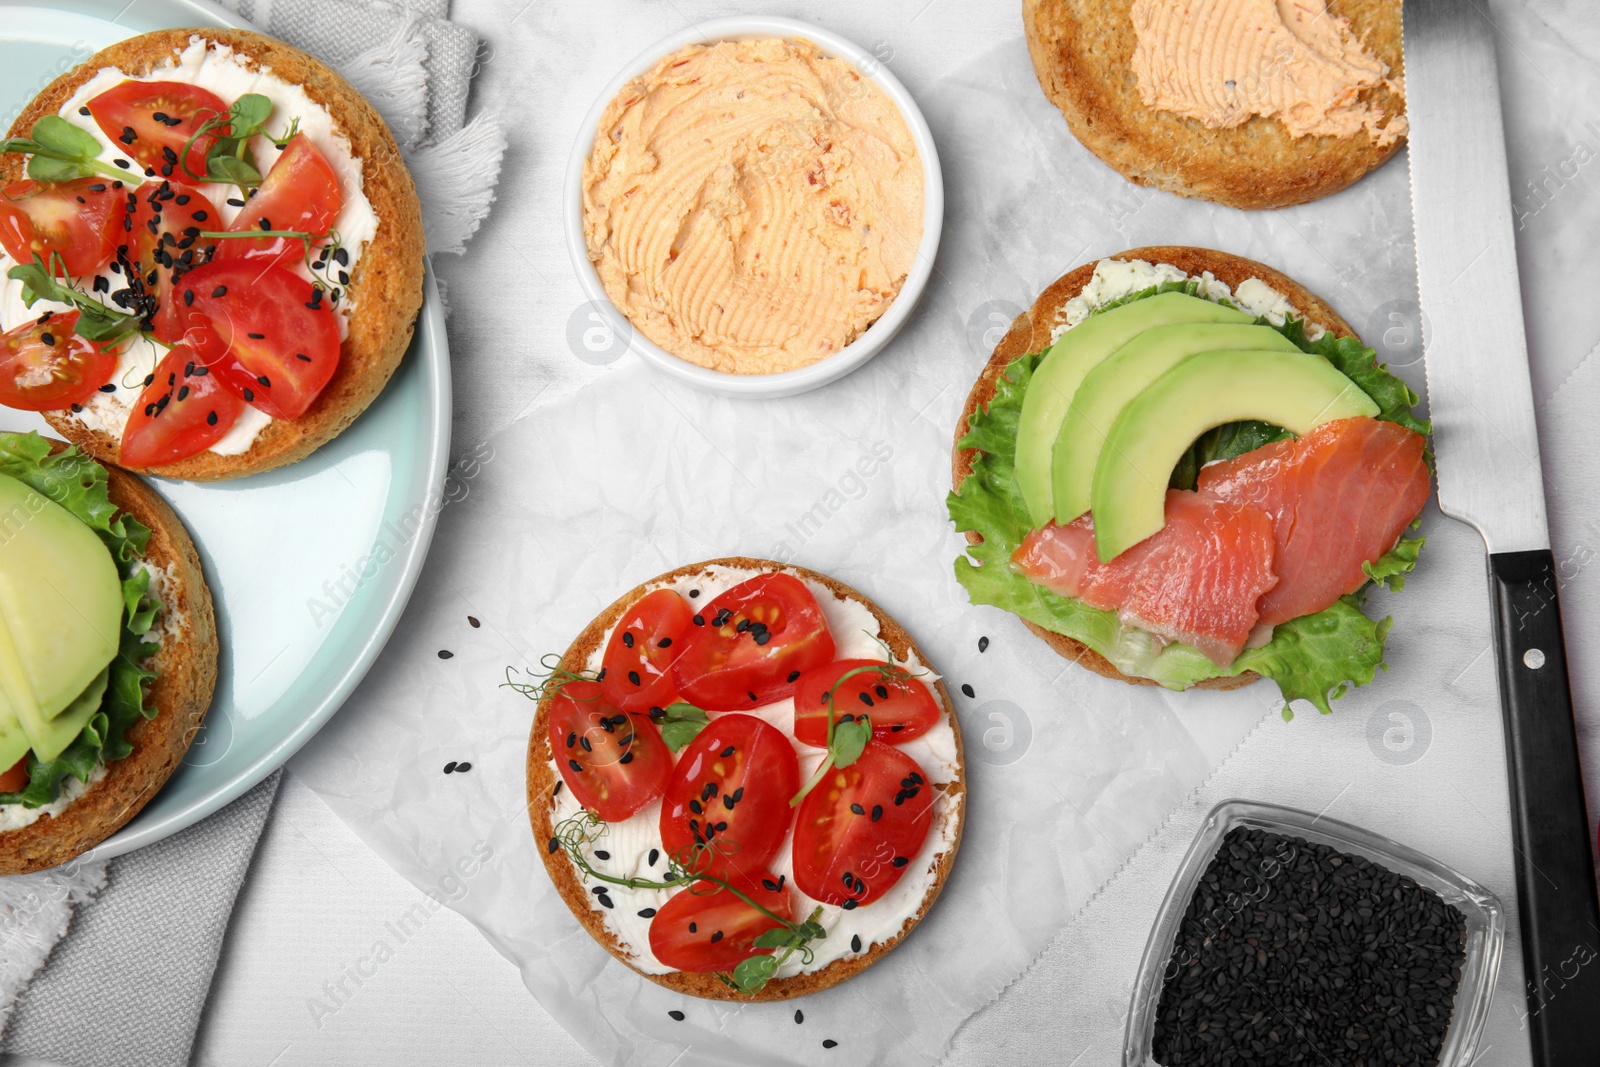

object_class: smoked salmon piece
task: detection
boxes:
[1013,491,1279,666]
[1198,417,1430,626]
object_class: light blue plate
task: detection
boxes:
[0,0,451,862]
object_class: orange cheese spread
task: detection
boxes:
[1130,0,1406,146]
[582,39,924,375]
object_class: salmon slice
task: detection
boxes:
[1198,417,1430,625]
[1014,491,1279,666]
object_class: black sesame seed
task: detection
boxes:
[668,1010,685,1022]
[594,850,610,860]
[762,878,780,892]
[628,670,641,686]
[78,106,90,116]
[638,907,656,918]
[851,935,862,953]
[206,411,218,426]
[443,761,458,773]
[176,193,191,204]
[823,1039,838,1049]
[746,692,757,703]
[553,781,562,796]
[438,650,453,659]
[658,637,672,648]
[794,1009,804,1024]
[115,159,130,169]
[710,931,723,943]
[457,762,472,772]
[247,331,265,339]
[183,289,194,305]
[692,615,705,626]
[242,388,254,401]
[597,894,614,909]
[119,126,136,144]
[688,922,697,934]
[548,837,560,854]
[961,683,975,698]
[689,799,702,814]
[850,803,865,815]
[40,332,54,345]
[688,589,700,598]
[647,848,659,866]
[567,759,582,772]
[787,670,801,683]
[211,285,227,298]
[257,374,271,387]
[192,210,207,221]
[227,197,245,207]
[622,631,635,648]
[468,616,480,627]
[721,746,735,758]
[892,856,908,868]
[871,805,882,821]
[581,737,593,752]
[840,900,857,911]
[177,385,190,401]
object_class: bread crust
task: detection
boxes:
[525,557,966,1001]
[2,28,425,480]
[951,245,1357,691]
[1022,0,1405,210]
[0,445,218,875]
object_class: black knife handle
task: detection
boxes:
[1489,549,1600,1062]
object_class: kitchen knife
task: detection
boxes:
[1403,0,1600,1059]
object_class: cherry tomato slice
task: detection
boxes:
[0,310,116,411]
[87,79,229,179]
[672,574,836,712]
[792,660,941,749]
[120,343,244,467]
[548,680,672,822]
[0,757,28,794]
[173,260,340,419]
[659,714,798,878]
[215,134,341,270]
[648,871,792,973]
[792,741,934,908]
[0,178,126,278]
[124,179,222,345]
[601,589,694,713]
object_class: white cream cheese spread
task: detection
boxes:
[548,564,962,978]
[1053,258,1322,340]
[0,36,379,456]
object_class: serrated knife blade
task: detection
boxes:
[1404,1,1600,1060]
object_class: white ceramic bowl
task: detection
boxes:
[563,16,945,398]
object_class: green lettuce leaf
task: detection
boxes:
[0,432,161,807]
[947,286,1431,713]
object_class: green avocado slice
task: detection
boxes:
[1014,292,1251,528]
[30,667,108,764]
[0,474,122,751]
[1091,349,1381,561]
[1050,323,1301,523]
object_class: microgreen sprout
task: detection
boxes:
[0,116,140,185]
[551,810,826,994]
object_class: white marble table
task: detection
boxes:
[160,0,1600,1062]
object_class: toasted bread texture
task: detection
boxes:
[951,245,1357,691]
[0,451,218,875]
[1022,0,1405,209]
[526,557,966,1001]
[3,28,425,480]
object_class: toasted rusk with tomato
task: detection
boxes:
[522,558,966,1001]
[0,29,424,480]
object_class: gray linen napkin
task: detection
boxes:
[0,2,502,1062]
[2,773,280,1067]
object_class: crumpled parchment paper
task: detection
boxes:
[293,3,1600,1062]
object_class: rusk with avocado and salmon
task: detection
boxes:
[0,431,215,874]
[949,247,1430,715]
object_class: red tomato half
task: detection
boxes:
[547,680,672,822]
[87,79,229,179]
[120,344,244,467]
[0,178,126,277]
[0,310,116,411]
[0,757,28,793]
[215,134,342,269]
[671,574,835,712]
[601,589,693,713]
[648,871,792,973]
[125,179,221,344]
[173,260,341,419]
[792,742,934,908]
[792,659,941,749]
[659,714,798,878]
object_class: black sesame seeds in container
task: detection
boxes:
[1122,801,1504,1067]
